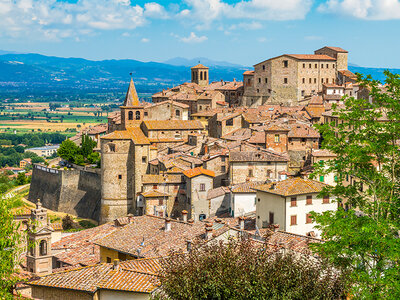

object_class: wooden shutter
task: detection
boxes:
[290,215,297,226]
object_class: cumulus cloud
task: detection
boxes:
[175,32,208,43]
[318,0,400,20]
[0,0,167,40]
[181,0,312,27]
[141,37,150,42]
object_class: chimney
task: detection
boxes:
[186,239,192,252]
[182,210,188,223]
[113,259,120,270]
[188,218,194,224]
[165,218,171,232]
[238,216,245,230]
[205,223,213,240]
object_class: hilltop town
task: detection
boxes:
[8,46,391,298]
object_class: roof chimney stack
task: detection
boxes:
[205,223,213,240]
[113,259,120,270]
[182,210,188,223]
[238,216,245,230]
[186,239,192,252]
[165,218,171,232]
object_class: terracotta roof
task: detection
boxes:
[28,258,161,294]
[338,69,357,79]
[231,181,265,193]
[286,54,336,61]
[142,174,183,184]
[288,123,320,138]
[207,186,230,200]
[50,222,63,231]
[141,190,170,198]
[101,127,150,144]
[191,64,209,69]
[123,78,140,107]
[253,177,329,196]
[243,70,254,75]
[305,106,325,119]
[183,167,215,178]
[87,124,108,135]
[143,120,204,131]
[317,46,348,53]
[150,99,189,109]
[248,132,265,144]
[95,215,229,258]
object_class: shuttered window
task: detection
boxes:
[290,215,297,226]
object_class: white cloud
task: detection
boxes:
[176,32,208,43]
[318,0,400,20]
[229,21,262,30]
[181,0,312,27]
[0,0,167,40]
[258,37,268,43]
[141,37,150,42]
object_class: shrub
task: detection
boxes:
[61,214,74,230]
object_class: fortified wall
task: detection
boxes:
[28,164,102,221]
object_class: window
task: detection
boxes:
[309,78,312,84]
[221,156,226,162]
[200,183,206,191]
[256,89,259,93]
[303,63,305,68]
[265,78,268,84]
[268,212,274,224]
[283,78,288,84]
[135,111,141,120]
[323,195,330,204]
[302,78,305,84]
[306,213,312,224]
[301,90,305,97]
[306,195,312,205]
[290,197,297,207]
[128,111,133,120]
[309,63,312,68]
[315,63,317,68]
[262,65,265,70]
[153,184,157,189]
[106,257,112,263]
[314,78,317,84]
[200,71,203,80]
[283,60,288,68]
[158,199,163,206]
[258,77,261,83]
[118,175,122,179]
[326,78,329,83]
[274,134,280,143]
[221,166,226,173]
[144,111,148,116]
[176,110,180,117]
[321,78,324,83]
[109,144,115,152]
[204,72,207,80]
[290,215,297,226]
[319,175,325,182]
[226,118,233,126]
[248,169,253,177]
[321,64,324,68]
[39,240,47,256]
[142,156,147,164]
[333,63,335,68]
[326,64,329,68]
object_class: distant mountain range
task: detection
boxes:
[0,51,398,100]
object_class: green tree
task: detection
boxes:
[16,172,27,186]
[57,139,79,163]
[0,194,25,299]
[81,134,96,158]
[157,238,345,299]
[312,71,400,298]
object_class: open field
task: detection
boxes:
[0,120,99,133]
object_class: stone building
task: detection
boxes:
[208,110,244,138]
[242,46,349,106]
[191,64,209,86]
[26,200,53,276]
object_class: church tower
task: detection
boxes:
[121,78,144,129]
[191,64,209,87]
[26,200,53,276]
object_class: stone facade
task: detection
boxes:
[242,46,349,106]
[191,64,209,86]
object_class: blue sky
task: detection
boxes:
[1,0,400,67]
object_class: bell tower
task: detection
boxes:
[26,200,53,276]
[191,64,209,87]
[121,77,144,129]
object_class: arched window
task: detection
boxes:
[204,72,207,81]
[200,71,203,80]
[39,240,47,256]
[128,111,133,120]
[135,111,141,120]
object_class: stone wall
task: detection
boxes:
[29,165,101,221]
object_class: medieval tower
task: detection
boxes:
[191,64,209,86]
